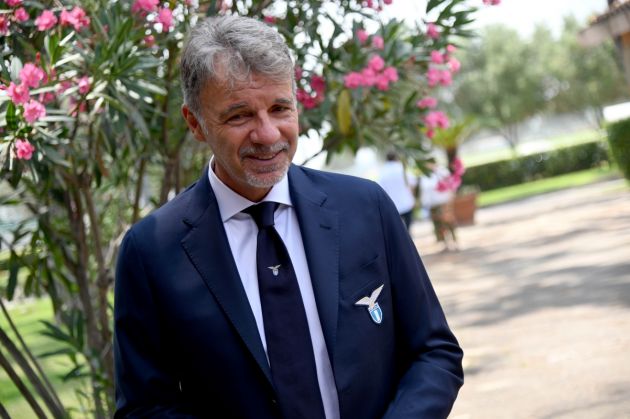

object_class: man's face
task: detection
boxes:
[183,73,298,202]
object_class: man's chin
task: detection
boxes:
[244,165,289,189]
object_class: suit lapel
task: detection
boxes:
[288,166,340,365]
[180,169,272,385]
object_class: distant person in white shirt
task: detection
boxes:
[377,151,418,230]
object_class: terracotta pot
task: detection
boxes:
[453,193,477,226]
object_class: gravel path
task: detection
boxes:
[411,179,630,419]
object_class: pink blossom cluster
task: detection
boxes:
[0,0,29,34]
[4,62,48,124]
[297,75,326,110]
[436,158,465,192]
[483,0,501,5]
[361,0,393,11]
[356,29,384,50]
[15,139,35,160]
[426,44,460,87]
[426,23,440,40]
[60,6,91,31]
[343,55,399,91]
[131,0,174,33]
[29,6,91,32]
[423,110,450,139]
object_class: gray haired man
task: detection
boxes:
[114,15,463,419]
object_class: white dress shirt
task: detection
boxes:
[208,164,340,419]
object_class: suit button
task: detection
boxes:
[271,399,277,404]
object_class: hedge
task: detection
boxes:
[607,118,630,181]
[462,140,610,191]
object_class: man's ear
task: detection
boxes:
[182,105,206,143]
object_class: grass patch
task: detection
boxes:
[0,298,89,418]
[477,166,619,207]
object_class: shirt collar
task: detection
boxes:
[207,158,293,222]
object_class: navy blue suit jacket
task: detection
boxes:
[114,165,463,418]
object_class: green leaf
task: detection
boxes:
[337,89,352,136]
[6,102,18,130]
[426,0,449,13]
[6,250,19,300]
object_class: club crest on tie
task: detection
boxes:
[354,284,384,324]
[268,265,281,276]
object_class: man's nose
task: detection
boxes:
[250,114,280,144]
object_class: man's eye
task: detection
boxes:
[227,114,247,123]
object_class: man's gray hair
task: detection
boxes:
[180,15,295,115]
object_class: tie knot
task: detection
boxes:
[244,202,279,229]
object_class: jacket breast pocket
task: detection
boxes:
[340,254,386,302]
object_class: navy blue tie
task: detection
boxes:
[244,202,325,419]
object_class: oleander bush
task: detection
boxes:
[607,117,630,181]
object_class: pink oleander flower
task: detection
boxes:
[344,72,364,89]
[155,7,173,33]
[39,92,56,104]
[368,55,385,72]
[7,82,30,105]
[23,99,46,123]
[310,75,326,94]
[294,65,303,81]
[436,173,462,192]
[383,0,393,4]
[372,35,384,50]
[483,0,501,5]
[424,110,449,130]
[375,74,390,91]
[263,15,276,24]
[446,44,457,54]
[448,57,461,73]
[382,66,398,82]
[0,16,10,35]
[15,139,35,160]
[57,80,73,94]
[131,0,159,14]
[60,7,90,31]
[144,34,156,47]
[35,10,57,31]
[296,89,318,109]
[439,69,452,86]
[6,0,22,7]
[426,129,435,139]
[426,67,441,87]
[14,7,29,22]
[356,29,369,44]
[361,67,377,86]
[77,76,90,95]
[430,50,444,64]
[19,63,45,89]
[416,96,438,109]
[427,23,440,39]
[451,157,465,177]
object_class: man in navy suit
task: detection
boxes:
[114,15,463,418]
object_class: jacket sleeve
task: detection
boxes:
[113,229,197,418]
[375,187,464,419]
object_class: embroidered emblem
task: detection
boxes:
[268,265,281,276]
[354,284,384,324]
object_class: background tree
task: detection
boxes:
[453,25,546,151]
[549,16,628,126]
[453,17,629,152]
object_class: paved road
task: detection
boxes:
[411,179,630,419]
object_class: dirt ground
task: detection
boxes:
[411,179,630,419]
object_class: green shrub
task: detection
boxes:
[462,140,610,191]
[607,118,630,181]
